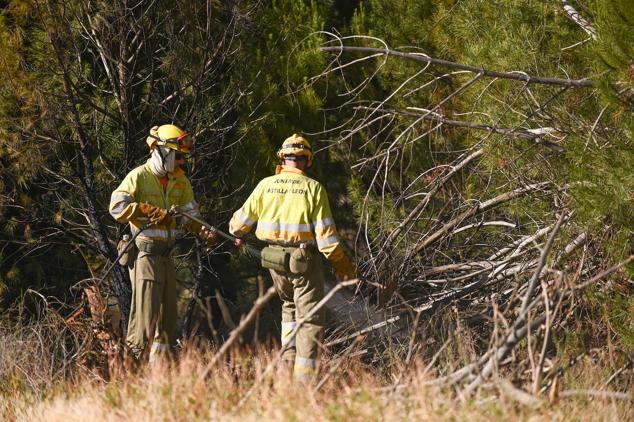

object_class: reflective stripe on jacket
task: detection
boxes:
[109,162,201,243]
[229,166,347,262]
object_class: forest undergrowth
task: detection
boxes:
[2,0,634,419]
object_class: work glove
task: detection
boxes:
[199,226,218,245]
[138,203,173,225]
[332,255,356,281]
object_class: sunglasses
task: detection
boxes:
[175,152,189,160]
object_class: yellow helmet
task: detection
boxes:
[276,134,313,167]
[146,124,193,154]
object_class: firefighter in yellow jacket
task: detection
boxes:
[229,134,356,380]
[109,124,215,361]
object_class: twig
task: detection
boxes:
[199,287,277,379]
[533,280,552,395]
[420,260,505,277]
[314,335,364,392]
[405,311,423,366]
[603,361,632,387]
[215,289,237,330]
[488,225,554,260]
[560,389,632,401]
[453,220,519,234]
[575,255,634,290]
[463,312,548,397]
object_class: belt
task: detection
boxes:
[269,238,316,246]
[268,243,317,254]
[135,241,173,256]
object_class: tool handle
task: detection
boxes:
[170,205,262,259]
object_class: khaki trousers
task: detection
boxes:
[269,250,325,380]
[126,249,177,361]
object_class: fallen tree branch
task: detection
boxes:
[356,106,566,151]
[520,212,567,313]
[326,259,520,348]
[414,182,550,254]
[328,233,579,350]
[381,148,484,254]
[462,253,634,396]
[320,46,593,87]
[561,1,597,39]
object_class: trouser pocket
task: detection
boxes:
[289,247,311,275]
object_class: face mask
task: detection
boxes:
[149,146,175,177]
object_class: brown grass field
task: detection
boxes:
[2,337,632,422]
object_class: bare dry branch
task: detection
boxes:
[320,46,593,87]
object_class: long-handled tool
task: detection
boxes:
[170,205,262,260]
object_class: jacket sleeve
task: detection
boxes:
[311,184,356,281]
[109,173,148,226]
[229,181,262,237]
[311,183,339,257]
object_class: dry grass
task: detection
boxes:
[2,341,632,422]
[1,297,632,422]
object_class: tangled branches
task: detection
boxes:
[296,33,634,397]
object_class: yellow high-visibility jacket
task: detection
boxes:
[109,162,201,243]
[229,166,353,276]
